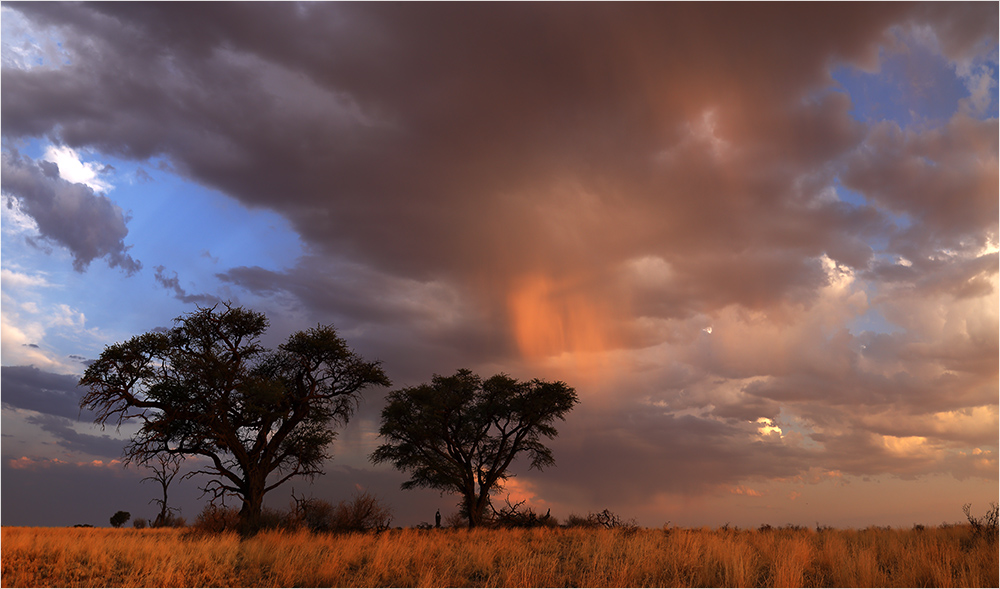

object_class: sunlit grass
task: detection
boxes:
[2,524,997,587]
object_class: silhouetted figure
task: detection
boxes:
[435,509,441,528]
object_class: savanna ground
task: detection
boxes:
[2,523,997,587]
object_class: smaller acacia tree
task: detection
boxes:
[371,369,577,528]
[110,510,131,528]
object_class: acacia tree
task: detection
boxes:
[110,510,131,528]
[79,304,390,533]
[371,369,577,528]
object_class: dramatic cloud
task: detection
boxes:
[1,2,996,526]
[0,365,86,420]
[23,413,126,459]
[1,150,140,274]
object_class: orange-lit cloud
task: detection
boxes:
[8,456,122,470]
[729,485,764,497]
[508,274,607,358]
[496,477,549,510]
[507,272,624,381]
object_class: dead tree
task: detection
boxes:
[142,454,182,527]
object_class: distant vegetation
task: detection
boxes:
[108,511,130,529]
[188,490,394,535]
[3,520,998,587]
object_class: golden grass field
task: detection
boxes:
[2,524,997,587]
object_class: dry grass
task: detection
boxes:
[2,524,997,587]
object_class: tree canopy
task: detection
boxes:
[79,303,390,533]
[371,369,577,528]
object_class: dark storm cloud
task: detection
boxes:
[0,150,141,274]
[0,3,922,283]
[4,3,989,326]
[218,257,508,382]
[23,413,126,459]
[841,116,999,252]
[538,405,815,507]
[0,365,126,458]
[1,364,86,420]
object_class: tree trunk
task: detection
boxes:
[466,491,491,529]
[155,482,169,526]
[239,472,267,536]
[465,493,479,529]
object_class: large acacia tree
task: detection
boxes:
[79,304,390,532]
[371,369,577,528]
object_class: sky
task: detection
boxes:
[1,2,997,530]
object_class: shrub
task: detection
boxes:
[491,497,557,529]
[963,502,998,544]
[564,509,636,532]
[149,512,186,528]
[257,507,293,531]
[291,495,337,533]
[291,491,393,533]
[444,511,468,529]
[589,508,636,531]
[330,491,393,533]
[193,504,240,533]
[564,513,595,528]
[133,518,147,529]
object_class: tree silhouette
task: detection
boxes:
[142,454,182,527]
[80,303,390,534]
[371,369,577,528]
[110,510,130,528]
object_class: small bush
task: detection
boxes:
[564,509,636,532]
[257,507,293,531]
[330,491,393,533]
[193,504,240,533]
[291,491,393,533]
[963,502,998,544]
[444,511,468,529]
[150,512,186,528]
[290,494,338,533]
[492,497,557,529]
[133,518,147,529]
[564,513,595,528]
